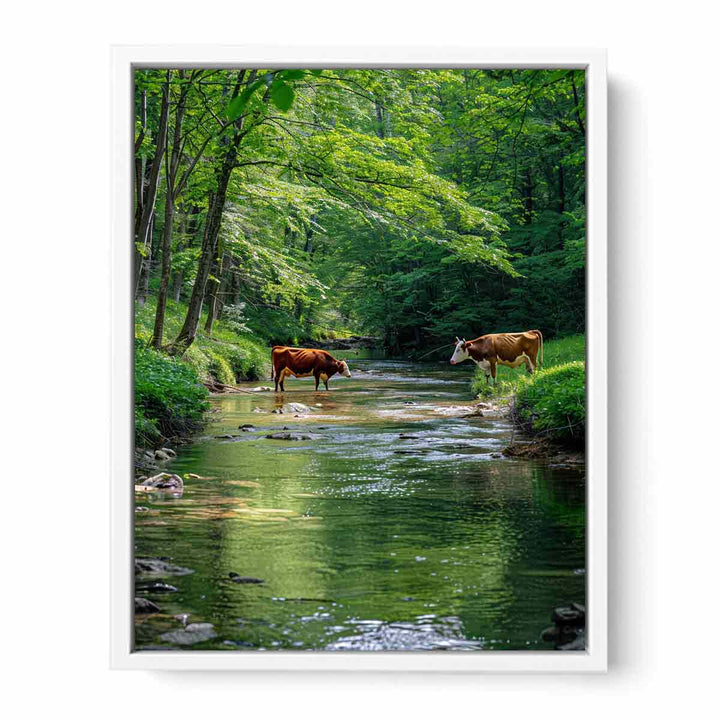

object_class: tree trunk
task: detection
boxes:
[151,196,175,347]
[134,90,147,232]
[571,73,585,137]
[135,73,170,298]
[171,213,186,302]
[136,214,153,306]
[152,71,189,350]
[170,161,233,354]
[557,161,566,247]
[170,71,251,355]
[204,252,225,335]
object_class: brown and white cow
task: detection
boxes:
[449,330,544,383]
[271,346,351,392]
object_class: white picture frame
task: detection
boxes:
[111,45,607,672]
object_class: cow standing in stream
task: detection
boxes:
[271,346,352,392]
[449,331,544,384]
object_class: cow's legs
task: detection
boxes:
[489,360,497,384]
[323,378,329,391]
[314,372,320,391]
[274,365,281,392]
[525,351,537,374]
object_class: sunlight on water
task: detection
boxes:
[135,359,585,651]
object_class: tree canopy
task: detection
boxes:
[134,68,585,355]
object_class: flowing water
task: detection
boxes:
[134,358,585,652]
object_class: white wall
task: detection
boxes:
[3,1,718,717]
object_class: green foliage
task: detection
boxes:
[467,335,585,444]
[135,407,161,447]
[181,343,211,378]
[513,361,586,442]
[135,298,270,381]
[133,68,587,442]
[134,342,209,443]
[207,351,234,385]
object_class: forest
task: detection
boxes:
[132,67,588,653]
[133,68,586,443]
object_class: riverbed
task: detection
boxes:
[134,358,585,651]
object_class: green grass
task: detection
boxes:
[134,341,210,446]
[470,334,586,444]
[135,298,271,383]
[134,299,274,445]
[513,361,585,443]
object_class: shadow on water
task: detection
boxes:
[135,358,585,651]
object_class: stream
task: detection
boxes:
[134,357,585,652]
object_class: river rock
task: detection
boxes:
[265,432,322,441]
[540,600,587,649]
[139,582,178,593]
[229,572,265,584]
[399,433,420,439]
[433,405,477,417]
[160,447,177,457]
[135,506,150,513]
[249,386,273,392]
[271,408,284,414]
[139,472,183,490]
[160,622,217,646]
[252,407,266,413]
[135,557,194,576]
[154,449,172,461]
[134,448,159,475]
[287,402,313,414]
[135,597,161,614]
[238,424,256,430]
[558,632,586,651]
[551,605,585,626]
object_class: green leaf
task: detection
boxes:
[545,69,570,84]
[225,79,264,122]
[277,69,306,80]
[270,81,295,112]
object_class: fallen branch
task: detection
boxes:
[202,380,254,394]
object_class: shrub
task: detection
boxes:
[134,343,209,444]
[512,361,585,443]
[135,407,161,446]
[207,351,235,385]
[208,339,269,381]
[181,343,211,379]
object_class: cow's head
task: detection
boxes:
[338,359,351,378]
[449,337,470,365]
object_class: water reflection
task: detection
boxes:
[135,359,585,651]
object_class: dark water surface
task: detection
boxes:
[135,359,585,651]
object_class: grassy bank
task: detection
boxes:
[134,299,274,445]
[471,334,586,444]
[135,299,271,383]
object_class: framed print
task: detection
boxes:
[111,46,607,672]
